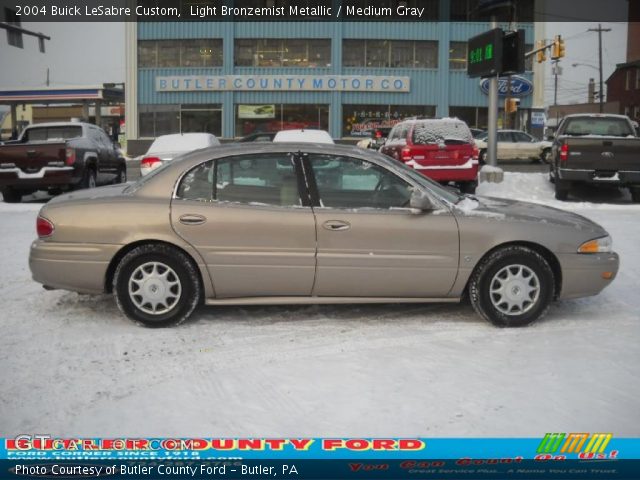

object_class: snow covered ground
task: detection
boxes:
[0,173,638,437]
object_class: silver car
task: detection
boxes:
[29,143,619,328]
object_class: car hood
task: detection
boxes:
[454,195,606,235]
[47,183,132,205]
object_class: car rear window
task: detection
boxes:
[412,121,473,145]
[26,126,82,142]
[563,117,634,137]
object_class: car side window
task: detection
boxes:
[497,132,513,142]
[176,160,214,201]
[309,154,413,210]
[215,154,301,207]
[514,132,532,143]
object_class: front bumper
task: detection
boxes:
[29,240,121,294]
[557,251,620,300]
[558,168,640,186]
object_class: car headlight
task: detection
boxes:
[578,235,612,254]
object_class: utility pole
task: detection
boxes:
[553,60,558,106]
[588,24,611,113]
[487,15,499,169]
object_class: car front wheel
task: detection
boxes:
[113,244,202,327]
[469,246,554,327]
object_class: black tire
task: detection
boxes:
[469,246,554,327]
[631,187,640,203]
[460,181,477,194]
[554,179,569,201]
[79,167,97,190]
[541,148,552,164]
[115,165,127,184]
[479,150,487,165]
[113,244,202,327]
[1,188,22,203]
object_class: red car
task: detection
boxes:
[380,118,479,194]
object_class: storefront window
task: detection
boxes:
[139,104,221,138]
[138,39,223,68]
[343,105,436,137]
[449,106,489,129]
[236,104,329,137]
[343,40,438,69]
[525,43,533,71]
[234,39,331,67]
[449,41,467,70]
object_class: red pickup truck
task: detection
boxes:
[0,122,127,203]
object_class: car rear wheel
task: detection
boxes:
[115,165,127,184]
[541,148,552,164]
[469,246,554,327]
[1,188,22,203]
[113,244,202,327]
[79,167,97,190]
[555,179,570,201]
[459,181,477,194]
[479,150,487,165]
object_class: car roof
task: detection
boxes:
[148,133,220,153]
[25,122,91,129]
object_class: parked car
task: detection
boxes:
[356,128,392,150]
[273,129,334,144]
[0,122,126,203]
[470,128,486,138]
[30,143,618,328]
[379,118,479,194]
[549,114,640,202]
[238,132,277,143]
[474,130,552,163]
[140,133,220,176]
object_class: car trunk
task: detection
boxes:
[405,139,474,167]
[0,142,67,173]
[561,137,640,172]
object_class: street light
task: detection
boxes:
[571,62,598,71]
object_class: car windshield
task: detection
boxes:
[563,117,635,137]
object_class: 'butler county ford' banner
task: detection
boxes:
[156,75,411,92]
[3,436,640,479]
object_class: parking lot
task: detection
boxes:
[1,172,638,437]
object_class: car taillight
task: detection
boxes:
[401,147,412,161]
[375,130,383,139]
[141,156,161,170]
[65,147,76,166]
[559,143,569,162]
[37,216,54,238]
[472,145,479,160]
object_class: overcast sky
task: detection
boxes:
[0,19,629,107]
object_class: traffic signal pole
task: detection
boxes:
[486,16,500,170]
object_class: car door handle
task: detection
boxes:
[179,214,206,226]
[323,220,350,231]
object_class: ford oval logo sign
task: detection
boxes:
[480,76,533,97]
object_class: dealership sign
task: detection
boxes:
[479,75,533,97]
[156,75,410,92]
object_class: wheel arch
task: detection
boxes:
[105,239,205,296]
[466,241,562,300]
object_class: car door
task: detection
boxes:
[98,129,119,171]
[303,153,459,298]
[514,132,538,159]
[497,131,515,160]
[171,153,317,298]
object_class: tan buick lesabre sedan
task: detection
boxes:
[29,143,619,328]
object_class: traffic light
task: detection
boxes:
[505,98,519,113]
[551,35,566,59]
[536,40,547,63]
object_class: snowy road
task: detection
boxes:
[0,173,639,437]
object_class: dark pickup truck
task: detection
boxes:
[0,122,127,203]
[550,114,640,202]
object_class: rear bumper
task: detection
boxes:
[557,251,619,300]
[0,166,80,190]
[404,158,479,182]
[558,168,640,186]
[29,240,120,294]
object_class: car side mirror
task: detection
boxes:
[409,189,435,212]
